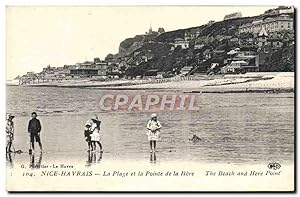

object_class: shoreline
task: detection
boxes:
[7,72,294,93]
[6,84,294,94]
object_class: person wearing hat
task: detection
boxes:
[146,113,162,153]
[84,120,93,151]
[6,114,15,153]
[90,115,103,152]
[28,112,43,153]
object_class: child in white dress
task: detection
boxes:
[90,115,103,152]
[146,113,161,153]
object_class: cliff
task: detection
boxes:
[116,12,294,77]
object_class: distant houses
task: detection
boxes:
[224,47,259,73]
[239,14,294,34]
[180,66,194,76]
[18,57,110,84]
[264,6,294,16]
[68,58,107,78]
[256,26,294,53]
[184,28,201,41]
[17,8,295,83]
[174,38,189,49]
[224,12,242,20]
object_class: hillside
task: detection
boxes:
[118,35,145,56]
[115,11,294,78]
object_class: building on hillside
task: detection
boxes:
[42,65,55,73]
[256,27,291,52]
[239,15,294,34]
[41,65,68,79]
[145,69,159,77]
[25,72,36,78]
[194,42,205,49]
[141,53,154,62]
[207,20,215,25]
[278,6,294,14]
[229,37,239,45]
[105,54,119,65]
[224,12,242,20]
[264,6,294,15]
[146,25,153,35]
[184,28,201,41]
[145,25,164,36]
[174,38,189,49]
[180,66,194,76]
[282,32,295,46]
[257,27,269,48]
[203,49,212,60]
[267,34,284,50]
[216,35,232,42]
[158,27,165,34]
[225,48,259,72]
[69,58,107,78]
[220,61,246,74]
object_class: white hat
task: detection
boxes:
[151,113,157,118]
[6,113,14,120]
[85,120,92,126]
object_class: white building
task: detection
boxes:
[224,12,242,20]
[174,38,189,49]
[278,6,294,14]
[239,15,293,34]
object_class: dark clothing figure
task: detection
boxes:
[84,120,93,151]
[84,129,92,142]
[28,114,43,152]
[84,127,92,151]
[28,118,41,133]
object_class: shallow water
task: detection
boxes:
[6,86,294,166]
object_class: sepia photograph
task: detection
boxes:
[5,5,295,192]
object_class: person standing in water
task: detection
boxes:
[84,121,93,151]
[28,112,43,153]
[146,113,161,153]
[90,115,103,152]
[6,114,15,153]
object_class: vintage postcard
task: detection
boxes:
[6,6,295,192]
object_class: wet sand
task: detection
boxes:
[6,85,295,191]
[7,93,294,165]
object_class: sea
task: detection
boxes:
[6,86,294,168]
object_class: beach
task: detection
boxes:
[105,72,294,90]
[6,74,295,191]
[13,72,294,92]
[6,85,294,164]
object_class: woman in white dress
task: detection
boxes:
[146,113,161,153]
[6,114,15,153]
[90,115,103,152]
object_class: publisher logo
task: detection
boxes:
[268,162,281,170]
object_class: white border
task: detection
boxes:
[0,0,298,196]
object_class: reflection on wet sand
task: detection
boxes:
[150,152,157,163]
[29,152,43,169]
[86,151,103,167]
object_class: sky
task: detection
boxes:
[6,6,276,79]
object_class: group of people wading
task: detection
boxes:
[84,115,103,152]
[83,113,162,153]
[6,112,43,154]
[6,112,162,154]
